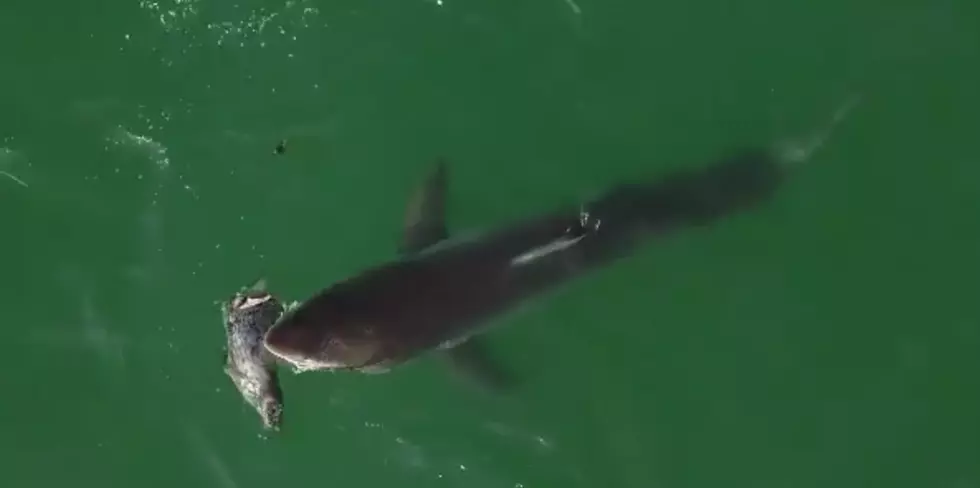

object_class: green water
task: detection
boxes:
[2,0,979,486]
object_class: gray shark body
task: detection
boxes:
[262,148,793,390]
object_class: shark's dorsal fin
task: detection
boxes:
[400,159,449,255]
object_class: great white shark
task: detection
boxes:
[262,99,859,390]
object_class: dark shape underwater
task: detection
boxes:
[263,149,777,384]
[262,99,859,392]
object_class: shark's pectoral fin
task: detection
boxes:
[441,338,518,394]
[400,158,449,255]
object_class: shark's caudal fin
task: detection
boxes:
[399,159,517,392]
[400,158,449,254]
[772,94,862,167]
[581,95,863,239]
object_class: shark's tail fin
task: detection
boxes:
[535,151,785,275]
[587,148,784,235]
[588,94,862,235]
[772,94,862,166]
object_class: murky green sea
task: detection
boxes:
[2,0,979,487]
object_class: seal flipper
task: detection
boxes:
[399,158,449,255]
[248,277,267,293]
[442,338,518,394]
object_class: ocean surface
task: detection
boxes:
[2,0,979,487]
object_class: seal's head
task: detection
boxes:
[226,288,276,320]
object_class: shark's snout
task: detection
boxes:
[263,317,357,372]
[263,320,327,371]
[263,322,301,361]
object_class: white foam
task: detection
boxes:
[138,0,321,49]
[106,125,170,170]
[0,170,27,187]
[1,146,29,187]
